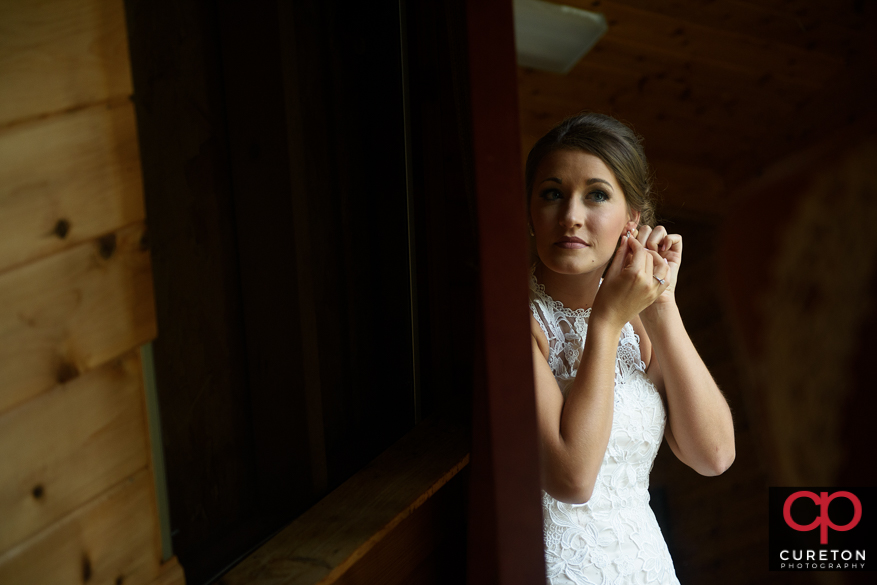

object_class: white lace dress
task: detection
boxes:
[529,269,681,585]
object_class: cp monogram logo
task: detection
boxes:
[783,491,862,544]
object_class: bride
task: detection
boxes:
[526,113,735,584]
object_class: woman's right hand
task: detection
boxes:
[591,234,670,329]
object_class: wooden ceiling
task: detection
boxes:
[517,0,877,218]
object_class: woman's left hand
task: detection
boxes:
[632,225,682,305]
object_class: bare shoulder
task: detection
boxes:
[628,314,652,370]
[530,313,550,360]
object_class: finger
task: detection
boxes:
[606,234,631,278]
[652,272,670,289]
[647,249,665,269]
[625,234,650,273]
[661,233,683,254]
[651,251,671,280]
[645,249,665,275]
[647,225,667,252]
[636,225,652,247]
[642,244,655,281]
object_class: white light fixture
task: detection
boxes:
[513,0,608,74]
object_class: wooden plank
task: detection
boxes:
[564,0,843,89]
[220,416,469,585]
[149,558,186,585]
[584,35,808,102]
[594,0,863,60]
[561,41,803,125]
[730,0,868,30]
[518,94,746,169]
[0,222,156,414]
[0,350,149,552]
[0,0,133,127]
[0,469,162,585]
[519,61,799,142]
[0,100,145,274]
[331,470,467,585]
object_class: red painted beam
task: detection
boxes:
[464,0,545,583]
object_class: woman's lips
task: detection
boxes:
[555,237,587,249]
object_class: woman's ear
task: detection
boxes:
[626,209,642,231]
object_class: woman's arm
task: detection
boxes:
[532,315,624,504]
[642,303,735,475]
[636,227,736,476]
[533,235,671,504]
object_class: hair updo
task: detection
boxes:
[525,113,656,227]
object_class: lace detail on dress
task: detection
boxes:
[529,266,680,585]
[529,268,648,390]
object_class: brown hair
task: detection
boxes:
[525,113,656,227]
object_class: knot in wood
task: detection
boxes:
[98,233,117,259]
[57,362,81,384]
[54,219,71,239]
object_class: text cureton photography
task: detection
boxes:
[769,487,875,572]
[778,548,865,570]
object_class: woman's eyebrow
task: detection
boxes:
[587,178,614,190]
[539,177,614,190]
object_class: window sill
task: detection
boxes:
[219,415,469,585]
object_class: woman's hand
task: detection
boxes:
[591,233,671,329]
[634,225,682,306]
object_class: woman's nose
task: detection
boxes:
[560,198,584,228]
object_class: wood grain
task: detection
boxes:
[0,470,162,585]
[0,350,149,552]
[0,0,133,127]
[519,100,746,173]
[149,558,186,585]
[568,0,842,89]
[332,470,467,585]
[593,0,863,60]
[519,51,800,132]
[220,417,469,585]
[0,100,145,274]
[0,222,157,414]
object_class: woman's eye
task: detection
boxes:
[540,189,563,201]
[590,190,608,202]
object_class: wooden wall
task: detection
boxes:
[0,0,182,583]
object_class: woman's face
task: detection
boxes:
[530,149,639,276]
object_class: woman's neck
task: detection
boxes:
[535,261,604,311]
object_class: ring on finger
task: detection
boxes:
[653,275,665,285]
